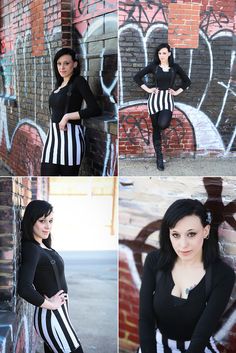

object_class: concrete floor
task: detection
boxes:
[119,157,236,176]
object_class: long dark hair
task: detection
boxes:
[53,47,80,88]
[21,200,53,248]
[157,199,219,271]
[154,43,174,67]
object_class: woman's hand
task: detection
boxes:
[42,290,68,310]
[148,87,159,94]
[169,88,183,96]
[59,112,80,131]
[59,115,69,131]
[140,84,159,94]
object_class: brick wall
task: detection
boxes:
[0,177,49,353]
[73,0,118,176]
[0,0,117,176]
[119,0,236,159]
[119,176,236,352]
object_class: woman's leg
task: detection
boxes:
[41,163,60,176]
[150,114,164,171]
[156,109,173,130]
[43,342,54,353]
[59,165,80,176]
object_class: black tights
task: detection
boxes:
[41,163,80,176]
[150,110,173,149]
[44,343,84,353]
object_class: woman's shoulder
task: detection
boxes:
[212,258,235,283]
[172,63,181,70]
[73,75,88,85]
[145,249,161,267]
[22,240,41,254]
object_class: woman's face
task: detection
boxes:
[169,215,210,263]
[33,212,53,244]
[158,47,171,64]
[57,54,77,79]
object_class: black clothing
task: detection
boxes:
[49,76,101,124]
[18,241,67,307]
[139,250,235,353]
[133,63,191,91]
[19,240,83,353]
[151,111,172,130]
[41,75,100,170]
[41,162,80,176]
[134,63,191,163]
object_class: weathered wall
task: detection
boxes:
[0,0,117,176]
[119,176,236,352]
[0,177,49,353]
[73,0,118,176]
[119,0,236,159]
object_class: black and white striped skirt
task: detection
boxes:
[147,90,174,115]
[34,300,82,353]
[41,121,85,166]
[138,329,220,353]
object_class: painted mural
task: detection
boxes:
[119,0,236,157]
[73,0,118,176]
[119,177,236,352]
[0,0,118,176]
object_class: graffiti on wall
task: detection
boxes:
[73,0,118,176]
[0,27,55,175]
[119,0,236,156]
[119,177,236,351]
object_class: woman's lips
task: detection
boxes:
[179,250,192,256]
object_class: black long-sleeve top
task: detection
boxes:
[18,241,67,307]
[49,75,101,124]
[133,62,191,90]
[139,251,235,353]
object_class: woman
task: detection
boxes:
[41,48,101,176]
[139,199,235,353]
[18,200,83,353]
[134,43,191,171]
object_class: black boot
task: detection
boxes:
[152,128,164,171]
[155,143,164,171]
[150,114,165,171]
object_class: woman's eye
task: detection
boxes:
[171,233,180,238]
[49,219,53,223]
[39,220,45,223]
[188,232,196,237]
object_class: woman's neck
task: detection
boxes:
[160,61,169,67]
[176,254,203,268]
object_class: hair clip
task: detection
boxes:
[206,211,212,224]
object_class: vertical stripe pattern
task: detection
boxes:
[34,300,81,353]
[147,90,174,115]
[138,329,220,353]
[41,122,85,166]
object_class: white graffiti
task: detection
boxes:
[119,244,141,290]
[13,314,30,353]
[78,14,118,108]
[175,103,225,153]
[118,22,235,155]
[75,15,118,175]
[0,31,54,172]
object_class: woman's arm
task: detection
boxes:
[59,76,101,130]
[139,252,158,353]
[186,262,235,353]
[18,242,45,306]
[134,64,157,94]
[169,64,191,96]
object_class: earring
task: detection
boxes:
[205,235,209,240]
